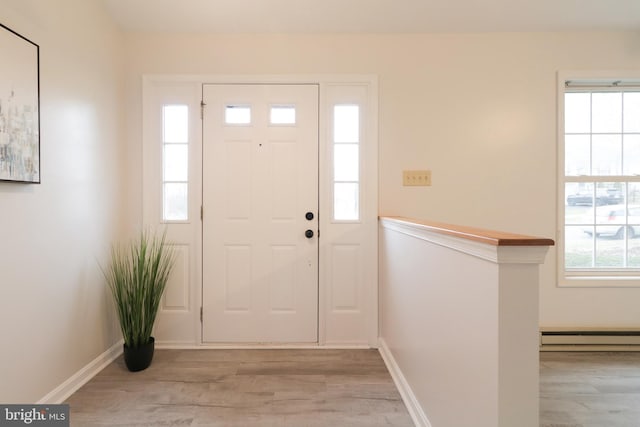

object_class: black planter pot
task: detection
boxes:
[123,337,155,372]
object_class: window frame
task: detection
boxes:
[162,103,190,223]
[558,71,640,287]
[331,103,362,223]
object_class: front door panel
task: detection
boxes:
[202,84,319,343]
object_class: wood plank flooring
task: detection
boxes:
[540,352,640,427]
[65,349,414,427]
[68,349,640,426]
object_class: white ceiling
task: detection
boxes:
[102,0,640,33]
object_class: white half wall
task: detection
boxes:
[0,0,127,403]
[379,218,550,427]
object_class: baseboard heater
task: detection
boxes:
[540,328,640,351]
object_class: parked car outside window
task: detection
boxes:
[567,189,624,206]
[581,204,640,239]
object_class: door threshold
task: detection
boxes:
[155,342,372,350]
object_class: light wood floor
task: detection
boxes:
[67,349,640,427]
[65,349,414,427]
[540,351,640,427]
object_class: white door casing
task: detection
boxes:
[142,75,377,347]
[201,84,319,343]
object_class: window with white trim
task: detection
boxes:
[162,104,189,221]
[333,104,360,221]
[561,79,640,284]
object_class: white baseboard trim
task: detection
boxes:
[378,338,431,427]
[38,340,123,404]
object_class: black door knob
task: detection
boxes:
[305,212,314,221]
[305,229,314,239]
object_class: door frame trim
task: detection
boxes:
[143,74,378,347]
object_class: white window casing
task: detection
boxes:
[558,71,640,287]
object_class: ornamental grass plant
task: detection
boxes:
[103,230,175,349]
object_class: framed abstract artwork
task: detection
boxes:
[0,22,40,183]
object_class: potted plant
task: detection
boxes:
[103,230,175,372]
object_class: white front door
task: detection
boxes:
[202,84,319,343]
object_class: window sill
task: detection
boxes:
[559,275,640,288]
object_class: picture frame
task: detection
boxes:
[0,22,40,183]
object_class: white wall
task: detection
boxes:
[122,31,640,328]
[0,0,128,402]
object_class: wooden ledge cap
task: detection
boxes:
[380,216,555,247]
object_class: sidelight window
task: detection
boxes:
[162,105,189,221]
[333,105,360,221]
